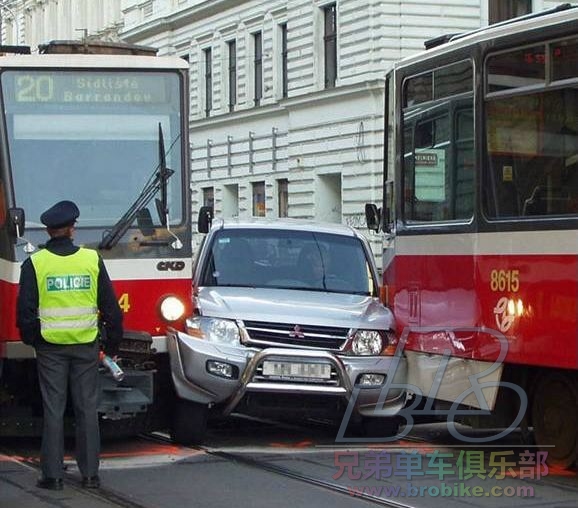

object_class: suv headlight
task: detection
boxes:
[185,316,240,345]
[351,330,383,355]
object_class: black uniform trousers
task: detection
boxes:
[35,340,100,479]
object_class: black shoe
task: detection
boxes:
[36,477,63,490]
[81,476,100,489]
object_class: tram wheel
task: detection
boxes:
[170,399,208,445]
[531,371,578,468]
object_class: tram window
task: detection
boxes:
[552,38,578,81]
[455,110,475,218]
[403,100,474,224]
[402,60,474,225]
[405,73,432,107]
[487,45,546,93]
[485,88,578,219]
[434,60,472,100]
[0,178,5,227]
[2,70,184,228]
[404,60,472,108]
[405,114,450,222]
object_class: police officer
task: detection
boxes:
[16,200,123,491]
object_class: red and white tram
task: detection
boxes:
[366,4,578,467]
[0,40,192,435]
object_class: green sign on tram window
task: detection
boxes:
[12,72,169,104]
[414,148,446,202]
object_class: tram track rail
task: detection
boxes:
[141,423,578,501]
[1,427,424,508]
[3,417,578,508]
[141,431,422,508]
[0,448,150,508]
[208,447,419,508]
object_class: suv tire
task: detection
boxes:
[171,399,208,445]
[361,416,401,438]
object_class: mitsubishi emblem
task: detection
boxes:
[289,324,306,339]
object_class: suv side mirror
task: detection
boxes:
[197,206,213,234]
[365,203,381,232]
[7,207,25,238]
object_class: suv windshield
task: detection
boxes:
[202,228,375,295]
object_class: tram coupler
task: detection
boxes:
[98,369,154,420]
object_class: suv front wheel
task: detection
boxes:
[171,399,209,445]
[361,416,401,438]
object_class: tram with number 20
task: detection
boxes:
[0,40,192,436]
[365,3,578,467]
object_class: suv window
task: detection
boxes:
[201,228,375,295]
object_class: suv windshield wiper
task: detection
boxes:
[99,123,176,250]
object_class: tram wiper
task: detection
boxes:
[99,123,177,250]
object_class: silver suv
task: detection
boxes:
[167,216,407,443]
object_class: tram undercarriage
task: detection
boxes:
[0,332,172,438]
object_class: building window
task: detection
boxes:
[489,0,531,24]
[228,40,237,112]
[223,184,239,218]
[202,187,214,208]
[324,3,337,88]
[280,23,288,98]
[204,47,212,117]
[277,179,288,217]
[252,181,266,217]
[254,32,263,106]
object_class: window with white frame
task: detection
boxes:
[204,47,212,117]
[202,187,214,208]
[280,23,288,98]
[489,0,531,24]
[252,181,266,216]
[323,3,337,89]
[277,178,288,217]
[228,40,237,112]
[223,184,239,218]
[254,32,263,106]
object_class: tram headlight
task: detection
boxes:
[351,330,383,356]
[159,296,186,322]
[185,317,240,345]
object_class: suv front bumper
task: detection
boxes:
[168,329,407,417]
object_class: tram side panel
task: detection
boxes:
[0,41,193,436]
[373,5,578,467]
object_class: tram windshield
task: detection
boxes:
[1,70,184,228]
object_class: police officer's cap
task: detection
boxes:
[40,200,80,228]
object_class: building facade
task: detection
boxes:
[0,0,559,250]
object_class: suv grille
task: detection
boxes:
[242,320,350,350]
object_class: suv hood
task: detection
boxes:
[196,286,393,330]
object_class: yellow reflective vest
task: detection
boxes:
[31,248,99,345]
